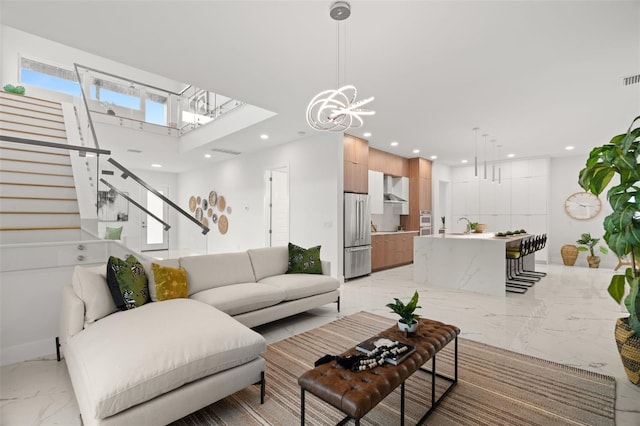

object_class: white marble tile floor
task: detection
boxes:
[2,264,639,425]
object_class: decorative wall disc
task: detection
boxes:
[201,217,209,228]
[208,191,217,207]
[207,208,213,217]
[218,215,228,234]
[226,206,232,214]
[217,196,226,212]
[196,196,201,205]
[188,196,196,212]
[212,213,218,224]
[202,199,208,210]
[195,207,203,221]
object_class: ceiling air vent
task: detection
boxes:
[127,149,143,153]
[623,74,640,86]
[210,148,241,155]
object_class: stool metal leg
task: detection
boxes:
[300,389,305,426]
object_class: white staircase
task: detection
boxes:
[0,92,82,244]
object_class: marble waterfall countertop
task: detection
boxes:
[372,230,419,235]
[414,232,535,297]
[422,232,530,241]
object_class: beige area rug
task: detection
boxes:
[173,311,616,425]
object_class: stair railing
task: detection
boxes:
[72,64,209,236]
[107,158,209,235]
[100,179,170,231]
[0,135,110,156]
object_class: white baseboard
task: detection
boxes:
[1,337,56,366]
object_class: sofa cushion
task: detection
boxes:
[140,259,180,301]
[151,263,188,301]
[259,274,340,301]
[190,283,286,316]
[287,243,322,274]
[104,226,123,240]
[247,246,288,281]
[64,298,265,420]
[106,255,149,310]
[71,264,116,324]
[179,252,256,295]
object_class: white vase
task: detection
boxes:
[398,319,418,333]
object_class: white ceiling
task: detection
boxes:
[1,1,639,172]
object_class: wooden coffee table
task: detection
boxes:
[298,318,459,425]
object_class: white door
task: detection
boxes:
[266,167,289,247]
[140,187,169,252]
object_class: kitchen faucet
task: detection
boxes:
[458,217,471,234]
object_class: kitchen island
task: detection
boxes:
[413,232,535,297]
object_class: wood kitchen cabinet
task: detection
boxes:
[368,147,409,177]
[401,158,433,231]
[344,134,368,193]
[371,232,418,271]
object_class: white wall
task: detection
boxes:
[1,26,184,94]
[549,155,616,268]
[450,158,550,262]
[177,132,343,278]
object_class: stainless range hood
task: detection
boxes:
[383,193,407,203]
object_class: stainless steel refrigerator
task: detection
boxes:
[344,193,371,279]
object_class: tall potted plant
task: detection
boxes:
[576,232,608,268]
[578,115,640,385]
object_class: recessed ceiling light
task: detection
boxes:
[430,155,437,160]
[565,146,574,150]
[363,132,371,137]
[151,164,162,168]
[260,134,269,140]
[204,154,211,158]
[86,153,95,158]
[461,159,468,163]
[507,153,515,158]
[412,149,420,154]
[390,141,399,147]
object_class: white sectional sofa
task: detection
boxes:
[59,246,340,425]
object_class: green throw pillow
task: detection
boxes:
[106,255,149,310]
[287,243,322,274]
[105,226,123,240]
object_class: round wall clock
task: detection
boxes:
[564,192,602,220]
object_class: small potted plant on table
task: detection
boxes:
[386,290,421,333]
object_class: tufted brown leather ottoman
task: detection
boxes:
[298,317,459,425]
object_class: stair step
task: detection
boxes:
[0,227,83,244]
[0,119,67,136]
[0,182,77,198]
[0,196,80,212]
[0,127,67,142]
[0,92,63,110]
[0,110,66,127]
[0,212,80,227]
[0,157,71,168]
[0,144,71,157]
[0,95,62,112]
[0,169,73,177]
[0,170,75,186]
[0,210,80,214]
[0,104,64,121]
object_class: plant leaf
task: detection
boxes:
[608,274,626,304]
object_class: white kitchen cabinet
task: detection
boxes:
[368,170,384,214]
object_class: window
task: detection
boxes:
[20,57,81,96]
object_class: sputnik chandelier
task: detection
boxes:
[306,1,375,132]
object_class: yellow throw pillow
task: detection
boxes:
[151,263,188,301]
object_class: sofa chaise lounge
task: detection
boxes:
[59,246,340,425]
